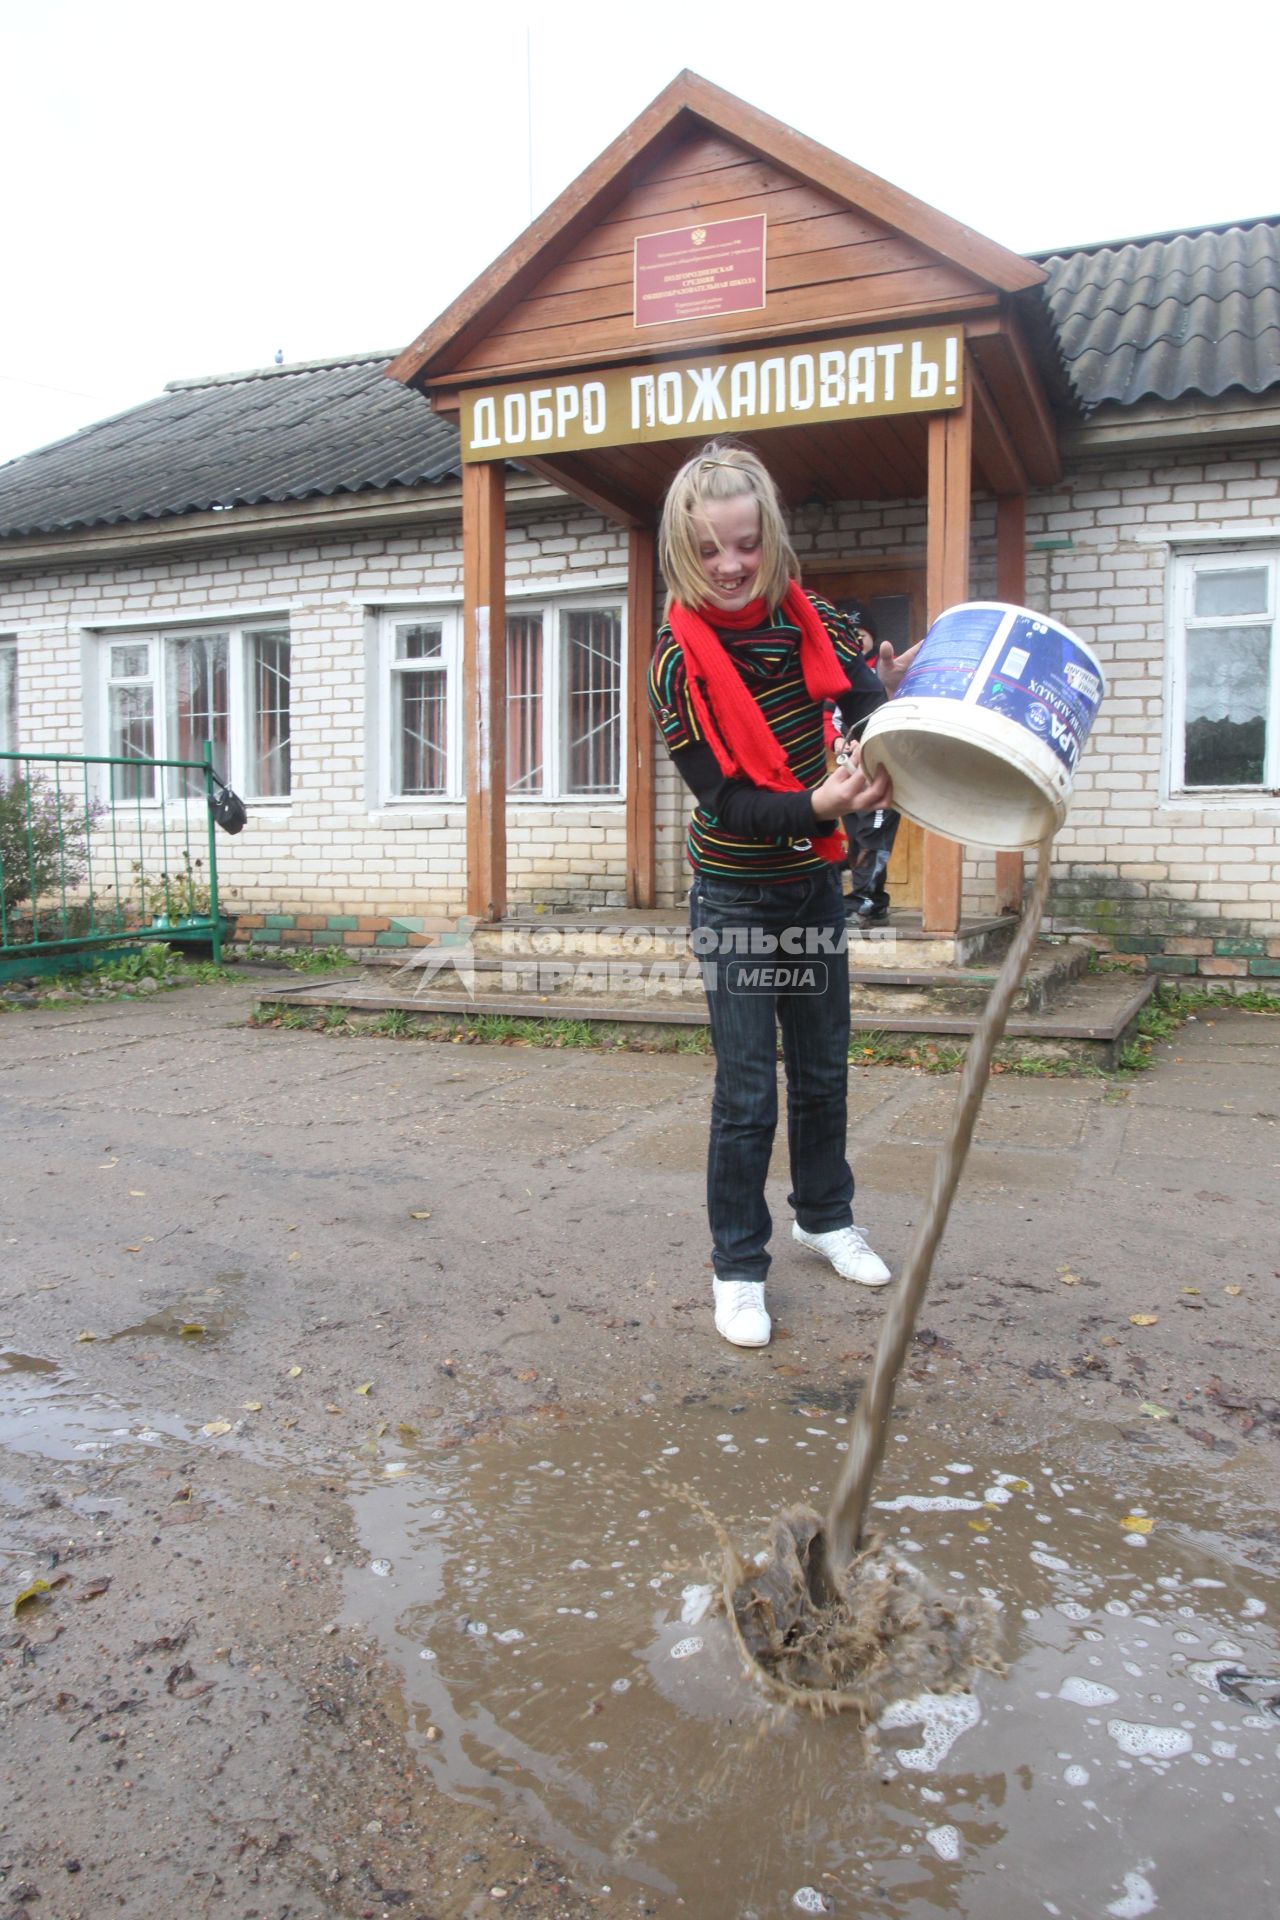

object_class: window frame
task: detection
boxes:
[95,616,292,806]
[0,637,17,758]
[378,606,464,804]
[1167,546,1280,799]
[506,592,627,804]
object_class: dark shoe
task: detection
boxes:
[852,902,889,928]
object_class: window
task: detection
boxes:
[505,598,623,799]
[0,638,17,759]
[100,622,290,802]
[1172,552,1278,793]
[383,610,460,799]
[379,597,623,803]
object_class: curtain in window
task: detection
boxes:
[166,633,229,797]
[250,629,291,797]
[506,613,544,793]
[563,609,621,794]
[393,624,447,795]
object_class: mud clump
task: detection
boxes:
[726,1506,1001,1717]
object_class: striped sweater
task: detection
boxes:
[648,595,885,882]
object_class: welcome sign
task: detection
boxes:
[459,326,964,463]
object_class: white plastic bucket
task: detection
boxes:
[859,602,1106,850]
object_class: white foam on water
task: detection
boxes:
[680,1583,714,1625]
[878,1692,981,1772]
[1241,1597,1267,1618]
[944,1462,974,1474]
[1059,1677,1120,1707]
[1191,1578,1226,1590]
[493,1628,524,1644]
[1107,1720,1193,1760]
[1057,1600,1091,1622]
[1210,1740,1237,1758]
[670,1637,703,1661]
[1031,1550,1071,1573]
[792,1888,830,1913]
[370,1558,392,1577]
[1106,1869,1157,1918]
[925,1824,961,1862]
[1105,1600,1132,1617]
[1064,1764,1090,1786]
[874,1494,982,1513]
[984,1485,1014,1505]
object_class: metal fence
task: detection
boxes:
[0,745,227,980]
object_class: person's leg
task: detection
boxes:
[690,876,781,1285]
[776,867,854,1233]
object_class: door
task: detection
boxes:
[807,566,927,912]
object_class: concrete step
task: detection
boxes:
[258,964,1155,1068]
[467,909,1017,970]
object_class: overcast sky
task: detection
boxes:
[2,0,1276,466]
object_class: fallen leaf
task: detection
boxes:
[172,1486,193,1502]
[76,1330,97,1343]
[1121,1515,1154,1534]
[515,1367,538,1384]
[325,1403,344,1415]
[242,1401,262,1412]
[1058,1267,1081,1286]
[201,1420,232,1437]
[1180,1287,1201,1296]
[396,1423,419,1442]
[287,1366,302,1379]
[99,1156,118,1169]
[280,1416,298,1429]
[1129,1313,1159,1327]
[409,1210,432,1220]
[967,1517,990,1531]
[179,1323,205,1339]
[129,1189,146,1197]
[1138,1400,1173,1420]
[1224,1284,1243,1297]
[79,1577,111,1602]
[288,1251,301,1263]
[355,1383,372,1396]
[12,1578,53,1615]
[124,1245,143,1253]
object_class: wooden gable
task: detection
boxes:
[389,71,1046,395]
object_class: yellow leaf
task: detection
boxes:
[12,1578,53,1615]
[242,1401,262,1412]
[99,1156,118,1169]
[179,1323,205,1339]
[1138,1401,1173,1420]
[125,1245,142,1253]
[396,1423,419,1442]
[968,1517,989,1531]
[288,1251,301,1263]
[325,1403,344,1415]
[201,1420,232,1437]
[409,1210,432,1220]
[76,1330,97,1343]
[281,1416,298,1429]
[1129,1313,1159,1327]
[355,1383,372,1396]
[287,1366,302,1378]
[1058,1267,1081,1286]
[129,1189,146,1197]
[1121,1514,1154,1534]
[1224,1284,1243,1297]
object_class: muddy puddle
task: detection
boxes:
[344,1403,1279,1917]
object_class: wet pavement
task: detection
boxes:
[1,976,1278,1917]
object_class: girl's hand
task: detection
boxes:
[878,638,921,696]
[811,741,892,820]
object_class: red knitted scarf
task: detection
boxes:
[668,581,847,865]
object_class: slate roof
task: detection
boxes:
[1036,216,1280,409]
[0,353,461,541]
[2,218,1279,542]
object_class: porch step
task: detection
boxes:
[468,909,1016,970]
[256,963,1155,1068]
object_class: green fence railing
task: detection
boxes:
[0,744,227,980]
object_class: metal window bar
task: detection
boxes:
[563,610,621,794]
[506,613,544,793]
[0,745,225,979]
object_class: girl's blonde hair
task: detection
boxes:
[658,440,799,614]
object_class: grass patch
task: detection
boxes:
[1115,982,1280,1072]
[245,943,356,973]
[5,943,232,1003]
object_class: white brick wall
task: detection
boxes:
[5,438,1278,942]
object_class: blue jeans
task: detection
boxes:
[689,866,854,1284]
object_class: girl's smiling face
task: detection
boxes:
[691,493,762,611]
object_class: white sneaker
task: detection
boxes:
[792,1221,892,1287]
[712,1278,771,1348]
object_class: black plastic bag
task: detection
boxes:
[209,775,247,835]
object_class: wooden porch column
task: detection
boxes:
[922,391,973,933]
[626,523,657,907]
[994,490,1028,914]
[462,461,506,921]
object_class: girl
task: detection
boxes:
[649,442,914,1349]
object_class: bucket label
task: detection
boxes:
[974,616,1102,773]
[894,605,1104,775]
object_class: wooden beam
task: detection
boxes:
[922,394,972,935]
[516,454,649,527]
[966,315,1061,487]
[462,462,506,921]
[994,490,1028,914]
[969,355,1027,497]
[626,525,658,907]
